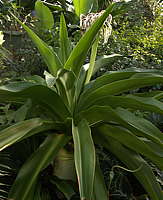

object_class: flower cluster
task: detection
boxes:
[80,10,112,44]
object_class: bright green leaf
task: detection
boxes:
[59,13,72,65]
[73,0,98,16]
[35,0,54,30]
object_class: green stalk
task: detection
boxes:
[85,35,100,84]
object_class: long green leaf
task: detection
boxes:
[140,138,163,157]
[80,94,163,115]
[11,13,62,76]
[72,119,95,199]
[93,157,108,200]
[21,121,64,141]
[0,118,43,151]
[85,34,99,84]
[59,13,72,65]
[64,3,115,76]
[82,69,163,99]
[94,132,163,200]
[35,0,54,30]
[80,71,141,103]
[116,107,163,142]
[73,0,98,16]
[9,134,70,200]
[0,82,70,120]
[99,124,163,169]
[81,74,163,106]
[78,106,163,145]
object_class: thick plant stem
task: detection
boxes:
[85,35,99,84]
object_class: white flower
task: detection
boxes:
[80,11,112,44]
[0,31,4,45]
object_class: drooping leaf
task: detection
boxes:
[72,119,95,199]
[21,121,64,141]
[95,132,163,200]
[80,94,163,115]
[0,118,44,151]
[11,14,62,76]
[116,107,163,143]
[81,74,163,106]
[0,82,70,121]
[78,105,163,145]
[98,124,163,169]
[64,3,115,76]
[140,138,163,158]
[35,0,54,30]
[9,134,70,200]
[81,67,163,99]
[80,71,141,102]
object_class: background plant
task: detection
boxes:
[99,0,162,72]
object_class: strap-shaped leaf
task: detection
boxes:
[80,71,142,104]
[116,107,163,142]
[0,82,70,121]
[9,134,70,200]
[98,124,163,169]
[64,3,115,76]
[21,121,64,141]
[11,14,62,76]
[0,118,44,151]
[81,73,163,106]
[82,69,163,99]
[72,119,95,199]
[59,13,72,65]
[93,157,108,200]
[78,106,163,145]
[35,1,54,30]
[79,94,163,115]
[94,132,163,200]
[140,138,163,157]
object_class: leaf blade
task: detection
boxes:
[0,118,43,151]
[64,3,115,76]
[72,119,95,199]
[95,132,163,200]
[9,134,70,200]
[35,0,54,30]
[11,14,62,76]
